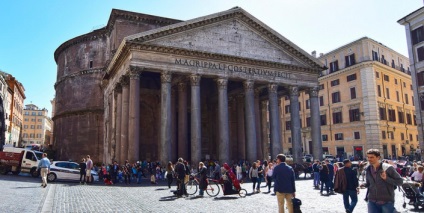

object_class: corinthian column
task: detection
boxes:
[269,84,282,159]
[190,75,202,164]
[244,80,257,163]
[114,84,122,162]
[309,86,323,161]
[217,78,230,163]
[254,89,263,160]
[120,75,130,164]
[178,82,188,160]
[128,69,141,163]
[160,71,172,165]
[260,101,269,159]
[289,86,302,164]
[237,95,246,160]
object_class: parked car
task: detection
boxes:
[323,155,335,162]
[304,154,313,162]
[47,161,99,183]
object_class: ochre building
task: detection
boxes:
[54,8,325,164]
[281,37,418,160]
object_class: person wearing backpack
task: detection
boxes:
[360,149,403,213]
[334,159,359,213]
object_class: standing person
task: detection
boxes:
[166,161,174,189]
[335,159,359,213]
[198,162,207,196]
[213,161,221,180]
[272,154,296,213]
[319,162,330,195]
[37,153,50,188]
[325,160,335,194]
[265,162,274,193]
[174,158,186,197]
[111,161,119,184]
[312,160,321,189]
[257,160,264,192]
[85,155,93,184]
[361,149,403,213]
[249,162,259,193]
[79,158,87,185]
[236,164,242,181]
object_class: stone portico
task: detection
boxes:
[102,7,325,165]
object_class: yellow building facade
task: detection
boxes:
[22,104,52,147]
[281,37,418,160]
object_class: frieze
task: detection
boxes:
[160,72,172,83]
[348,103,360,109]
[332,107,343,113]
[190,74,201,86]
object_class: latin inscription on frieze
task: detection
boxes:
[175,58,291,79]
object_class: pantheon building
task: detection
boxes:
[54,7,325,165]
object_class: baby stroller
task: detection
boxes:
[217,163,247,197]
[400,179,424,210]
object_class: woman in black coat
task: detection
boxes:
[79,158,87,184]
[319,162,330,195]
[198,162,208,196]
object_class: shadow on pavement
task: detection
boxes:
[213,196,238,200]
[159,195,179,201]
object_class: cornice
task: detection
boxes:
[52,108,104,121]
[129,10,323,71]
[54,68,104,89]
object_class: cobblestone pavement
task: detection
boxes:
[0,174,421,213]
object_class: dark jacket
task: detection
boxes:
[320,165,329,182]
[365,163,403,203]
[327,164,334,177]
[334,167,347,193]
[345,167,359,190]
[198,166,208,190]
[272,162,296,193]
[79,162,87,174]
[174,162,186,180]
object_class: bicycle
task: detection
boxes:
[185,174,220,197]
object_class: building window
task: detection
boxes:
[349,109,360,122]
[379,106,387,120]
[386,88,390,99]
[288,137,291,143]
[412,96,415,106]
[335,133,344,140]
[285,105,290,114]
[306,117,311,127]
[396,91,400,102]
[398,111,405,123]
[382,131,386,139]
[375,72,380,78]
[383,75,389,82]
[350,87,356,99]
[329,60,339,73]
[331,79,340,86]
[381,55,387,65]
[389,131,394,140]
[388,109,396,122]
[286,121,291,130]
[89,60,93,68]
[417,46,424,62]
[406,113,412,125]
[30,125,35,129]
[319,84,324,90]
[31,112,36,115]
[345,54,356,67]
[321,114,327,125]
[392,60,396,68]
[319,96,324,106]
[414,115,417,126]
[322,135,328,141]
[347,73,357,82]
[403,82,406,88]
[412,26,424,45]
[405,94,409,104]
[333,111,343,124]
[394,78,398,85]
[401,133,405,140]
[377,85,381,97]
[372,51,379,61]
[410,134,413,141]
[354,132,360,139]
[306,99,310,109]
[401,64,405,72]
[332,92,341,103]
[38,119,42,122]
[24,125,28,129]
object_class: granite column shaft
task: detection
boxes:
[160,72,172,165]
[244,80,257,163]
[289,86,302,164]
[178,83,188,160]
[269,84,282,159]
[120,76,130,163]
[128,71,140,163]
[217,78,229,163]
[190,75,201,164]
[309,87,323,161]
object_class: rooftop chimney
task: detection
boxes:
[319,53,324,57]
[311,50,317,58]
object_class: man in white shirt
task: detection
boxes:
[86,155,93,184]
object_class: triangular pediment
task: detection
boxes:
[126,7,324,71]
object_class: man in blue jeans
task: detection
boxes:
[361,149,403,213]
[339,159,359,213]
[312,160,320,189]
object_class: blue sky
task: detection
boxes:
[0,0,422,117]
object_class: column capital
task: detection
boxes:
[261,101,268,108]
[128,67,143,80]
[216,78,228,90]
[268,84,278,94]
[254,88,262,97]
[243,80,254,91]
[160,71,172,83]
[190,74,201,86]
[114,83,122,93]
[119,75,130,86]
[308,86,320,98]
[288,86,299,96]
[178,82,187,92]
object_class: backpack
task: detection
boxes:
[292,197,302,213]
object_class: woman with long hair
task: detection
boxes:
[166,161,174,189]
[249,162,259,193]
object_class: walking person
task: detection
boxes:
[213,161,221,180]
[236,164,242,181]
[272,154,296,213]
[79,158,86,184]
[166,161,174,189]
[319,162,330,195]
[198,162,207,197]
[174,158,186,197]
[312,160,321,189]
[334,159,359,213]
[265,162,274,193]
[85,155,93,184]
[37,153,50,188]
[257,160,264,192]
[249,162,259,193]
[325,159,335,194]
[360,149,403,213]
